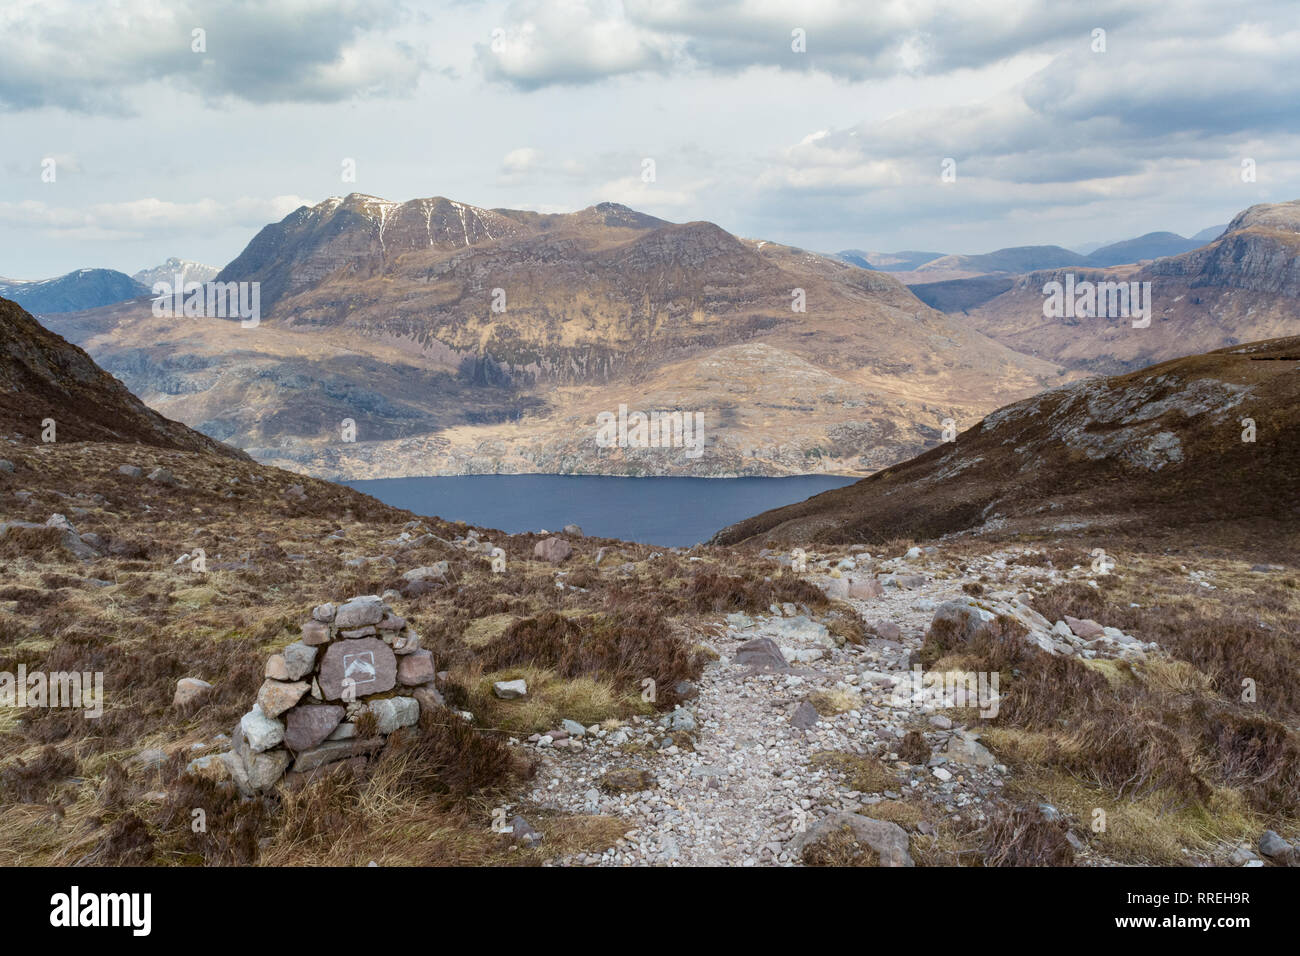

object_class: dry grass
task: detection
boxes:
[809,751,897,793]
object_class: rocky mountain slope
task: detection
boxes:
[132,257,220,289]
[43,194,1067,480]
[713,335,1300,546]
[963,201,1300,373]
[0,269,147,314]
[0,296,245,456]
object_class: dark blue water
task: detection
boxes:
[342,474,858,547]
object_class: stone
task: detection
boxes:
[117,464,143,479]
[389,628,422,655]
[668,709,697,733]
[893,574,926,589]
[1064,616,1105,640]
[282,642,317,680]
[0,460,14,474]
[173,677,212,707]
[264,654,290,680]
[510,815,542,847]
[364,696,419,734]
[231,748,291,792]
[377,614,406,631]
[1259,830,1293,862]
[318,637,397,701]
[789,812,914,867]
[301,619,330,645]
[822,577,850,600]
[1228,843,1259,866]
[147,466,177,485]
[257,679,310,717]
[311,603,336,623]
[562,524,583,537]
[397,649,435,685]
[413,684,446,712]
[873,621,902,641]
[283,704,345,751]
[493,678,528,699]
[561,719,586,737]
[291,737,384,774]
[597,768,656,793]
[327,722,356,741]
[335,597,385,629]
[849,576,885,599]
[341,626,377,639]
[735,637,790,671]
[534,537,573,563]
[238,704,285,753]
[45,513,76,534]
[791,701,819,730]
[946,733,996,768]
[904,546,923,560]
[673,680,699,701]
[401,563,448,582]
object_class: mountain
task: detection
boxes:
[963,199,1300,372]
[906,245,1089,282]
[1084,231,1203,267]
[0,268,147,314]
[0,296,245,456]
[834,249,946,272]
[1192,224,1228,242]
[133,257,220,289]
[44,193,1068,480]
[713,334,1300,546]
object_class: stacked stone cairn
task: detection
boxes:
[198,594,441,795]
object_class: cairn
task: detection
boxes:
[192,594,440,794]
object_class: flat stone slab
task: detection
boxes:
[318,637,396,701]
[335,597,385,629]
[734,637,790,671]
[291,737,385,773]
[257,679,310,717]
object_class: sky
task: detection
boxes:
[2,0,1299,278]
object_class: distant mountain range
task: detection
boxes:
[41,193,1064,480]
[835,225,1231,284]
[0,268,147,314]
[132,257,220,289]
[962,200,1300,373]
[0,257,219,315]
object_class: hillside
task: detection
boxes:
[43,194,1067,480]
[712,335,1300,547]
[0,269,147,314]
[0,296,245,457]
[964,200,1300,372]
[133,258,220,289]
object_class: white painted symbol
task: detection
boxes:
[343,651,376,685]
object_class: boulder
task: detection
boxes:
[334,596,385,629]
[237,704,285,753]
[318,637,397,701]
[788,812,914,867]
[226,748,290,793]
[117,464,143,479]
[849,576,885,599]
[562,524,583,537]
[822,577,850,600]
[147,467,177,486]
[311,603,336,623]
[264,654,290,680]
[257,679,310,717]
[1064,616,1105,640]
[735,637,790,671]
[401,563,448,582]
[173,677,212,707]
[397,649,435,686]
[946,732,996,767]
[0,459,14,474]
[1259,830,1294,863]
[791,700,820,730]
[493,678,528,699]
[282,641,317,680]
[283,704,346,751]
[363,696,419,734]
[534,537,573,563]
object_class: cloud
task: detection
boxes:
[750,6,1300,242]
[475,0,678,89]
[0,195,314,240]
[0,0,424,113]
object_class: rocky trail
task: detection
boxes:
[506,547,1156,867]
